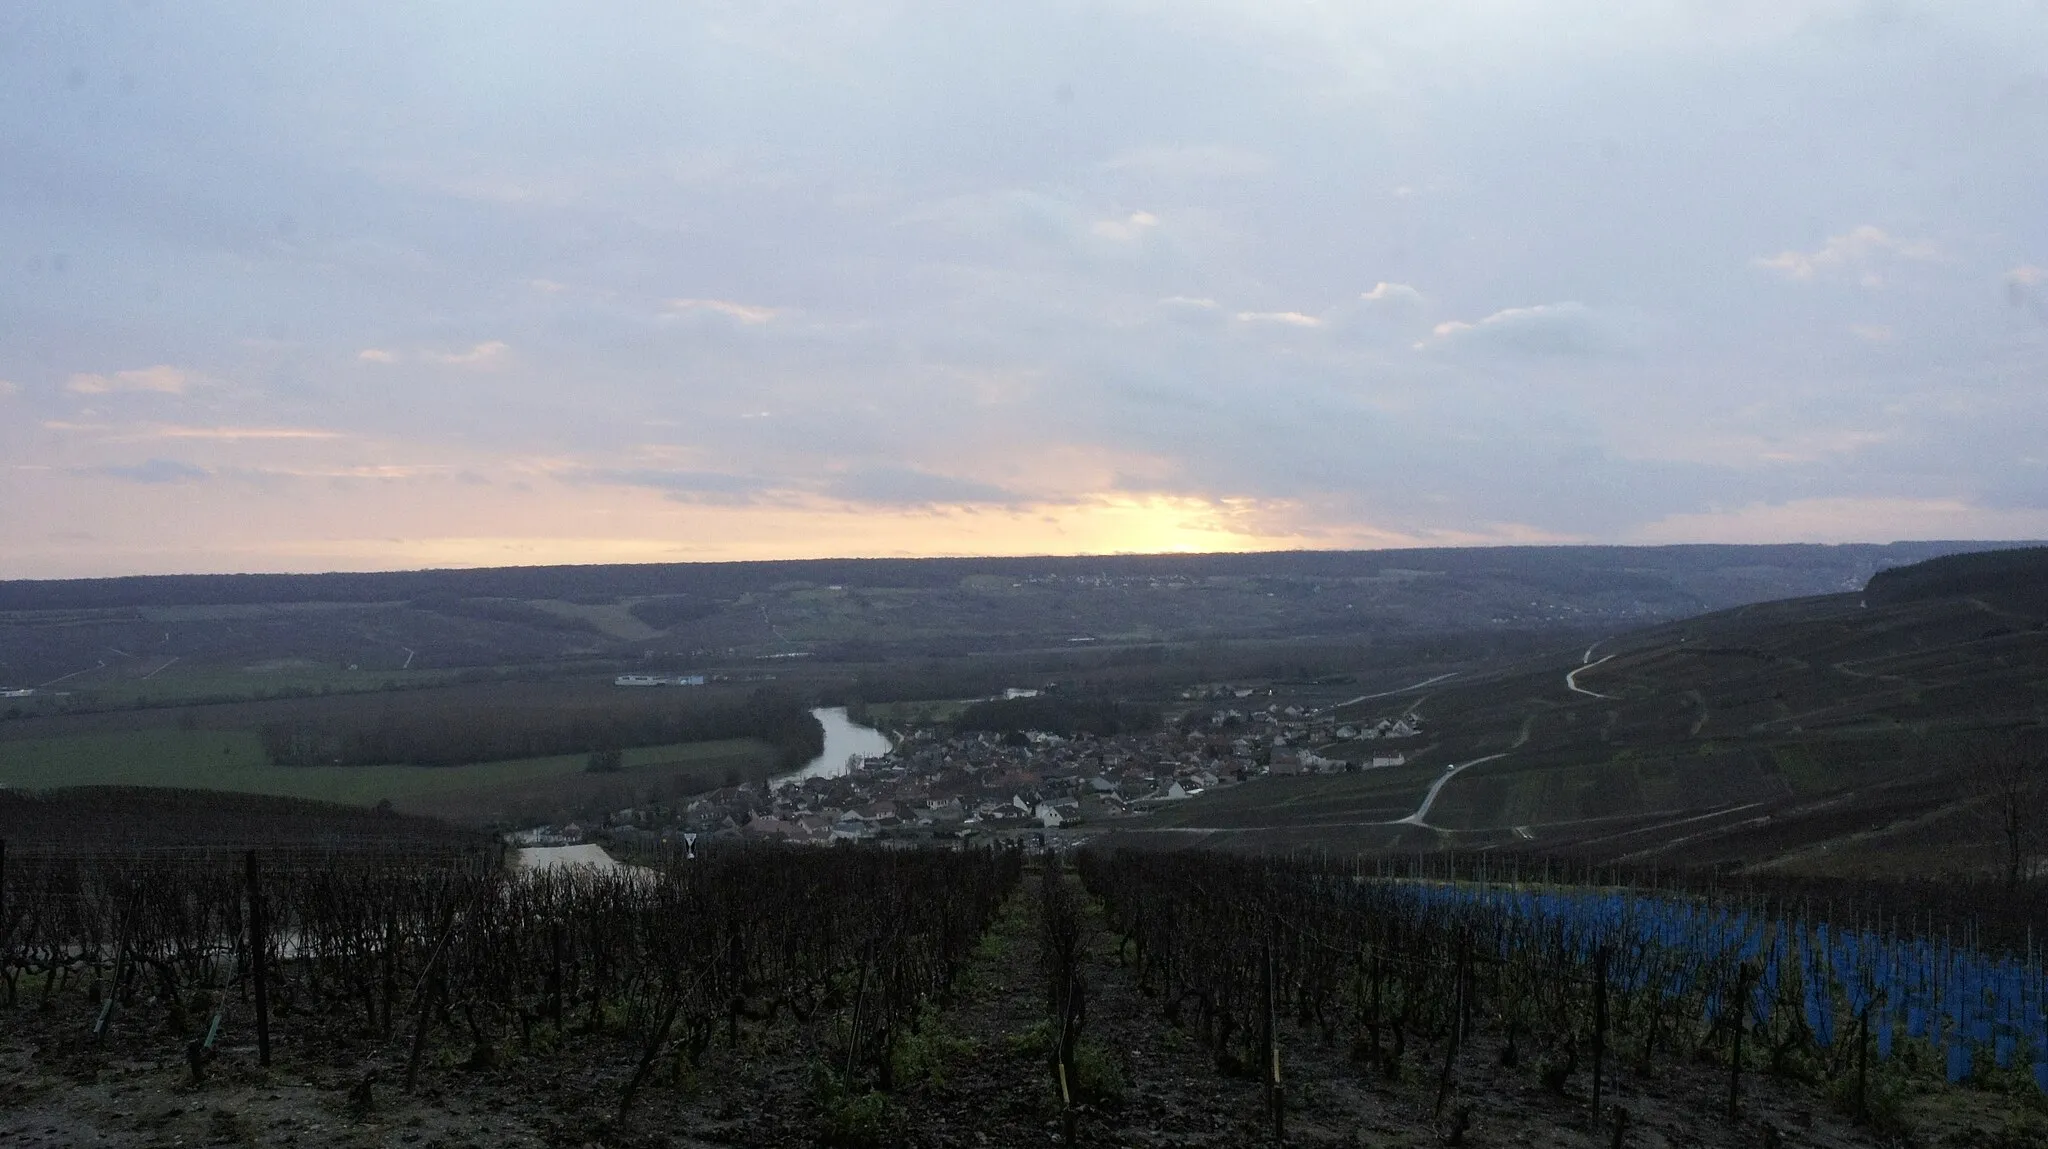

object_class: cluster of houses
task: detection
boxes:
[517,693,1428,851]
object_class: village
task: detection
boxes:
[513,691,1425,852]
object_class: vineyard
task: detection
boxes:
[1080,849,2048,1145]
[1,839,1019,1145]
[6,840,2048,1146]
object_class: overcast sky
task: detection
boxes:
[4,1,2047,577]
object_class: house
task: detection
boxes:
[742,816,796,840]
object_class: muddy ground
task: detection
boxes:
[4,876,2043,1149]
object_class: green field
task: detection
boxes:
[77,665,465,705]
[0,728,773,810]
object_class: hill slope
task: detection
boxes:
[1134,548,2048,876]
[0,542,2017,702]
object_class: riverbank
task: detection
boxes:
[771,705,894,788]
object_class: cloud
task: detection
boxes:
[2008,265,2047,319]
[1753,225,1938,286]
[424,341,509,367]
[43,421,345,443]
[358,348,399,363]
[0,379,17,397]
[1360,282,1424,306]
[825,466,1022,507]
[244,463,456,481]
[1156,296,1225,329]
[151,425,345,441]
[570,467,772,504]
[1421,302,1610,356]
[1100,145,1271,180]
[1090,211,1161,243]
[666,298,779,324]
[87,459,210,484]
[65,365,197,395]
[1848,324,1896,342]
[1234,310,1322,328]
[1321,282,1428,339]
[1631,496,2048,545]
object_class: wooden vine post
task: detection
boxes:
[404,900,462,1091]
[1727,961,1753,1122]
[548,919,564,1030]
[0,838,8,1008]
[1434,932,1466,1118]
[1591,944,1609,1122]
[1264,916,1284,1144]
[244,850,271,1067]
[1855,997,1874,1123]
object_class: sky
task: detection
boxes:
[4,1,2047,578]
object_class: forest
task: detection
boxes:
[256,687,823,771]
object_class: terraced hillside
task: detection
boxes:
[1127,549,2048,878]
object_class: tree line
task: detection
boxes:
[951,695,1161,739]
[259,687,823,771]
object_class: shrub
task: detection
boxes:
[810,1063,893,1148]
[891,1005,973,1088]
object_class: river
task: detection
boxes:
[771,706,893,788]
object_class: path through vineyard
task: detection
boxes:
[889,864,1275,1148]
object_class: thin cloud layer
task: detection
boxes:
[88,459,210,485]
[2,1,2046,576]
[1422,303,1615,357]
[64,366,198,395]
[1755,225,1941,287]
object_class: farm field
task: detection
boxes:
[0,728,774,815]
[46,662,466,706]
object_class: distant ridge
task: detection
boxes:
[1865,545,2048,614]
[0,541,2028,612]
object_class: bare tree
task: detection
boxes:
[1962,728,2046,890]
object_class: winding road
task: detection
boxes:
[1565,654,1615,699]
[1333,671,1460,710]
[1394,752,1507,827]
